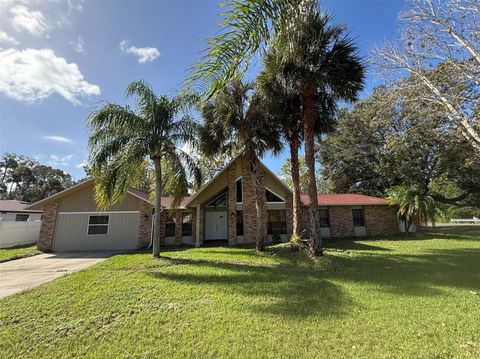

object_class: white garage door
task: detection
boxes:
[53,211,140,251]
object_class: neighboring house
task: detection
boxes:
[0,200,42,222]
[27,155,399,252]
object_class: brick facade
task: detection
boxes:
[138,201,154,248]
[298,204,399,239]
[227,165,237,245]
[37,201,58,252]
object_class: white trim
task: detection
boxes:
[265,187,286,203]
[58,211,140,215]
[126,189,154,205]
[86,214,109,236]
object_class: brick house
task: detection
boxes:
[27,155,399,252]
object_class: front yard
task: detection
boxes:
[0,244,38,263]
[0,227,479,358]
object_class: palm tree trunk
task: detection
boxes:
[251,158,266,251]
[153,157,162,258]
[289,137,301,238]
[303,85,322,256]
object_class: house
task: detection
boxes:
[26,156,399,252]
[0,200,42,222]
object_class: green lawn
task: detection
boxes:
[1,227,479,358]
[0,244,39,263]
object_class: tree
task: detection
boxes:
[278,156,328,195]
[386,185,443,233]
[186,0,300,99]
[319,85,480,205]
[0,153,73,202]
[199,80,283,251]
[88,80,201,258]
[374,0,480,149]
[268,5,365,256]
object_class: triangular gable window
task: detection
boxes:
[206,192,227,207]
[266,188,285,202]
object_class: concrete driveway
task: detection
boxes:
[0,252,116,299]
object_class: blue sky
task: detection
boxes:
[0,0,406,180]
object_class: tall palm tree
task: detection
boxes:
[88,80,201,257]
[270,6,365,256]
[199,80,283,251]
[386,185,443,233]
[257,45,336,239]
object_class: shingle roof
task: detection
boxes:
[0,200,42,213]
[127,188,190,209]
[300,194,388,206]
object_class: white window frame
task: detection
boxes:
[265,187,286,203]
[87,214,110,236]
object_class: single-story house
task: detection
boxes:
[27,155,399,252]
[0,200,42,222]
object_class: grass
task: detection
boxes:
[1,226,479,358]
[0,244,39,263]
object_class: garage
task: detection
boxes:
[26,179,154,252]
[53,211,140,251]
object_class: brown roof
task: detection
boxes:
[300,194,388,206]
[0,200,42,213]
[127,188,190,209]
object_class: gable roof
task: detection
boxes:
[185,154,292,207]
[300,194,388,206]
[0,200,42,213]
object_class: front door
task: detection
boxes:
[205,211,227,240]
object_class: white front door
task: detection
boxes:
[205,211,227,240]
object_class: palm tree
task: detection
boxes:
[386,185,443,233]
[88,80,201,257]
[257,45,336,239]
[199,80,283,251]
[270,6,365,256]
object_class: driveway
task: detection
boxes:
[0,252,116,299]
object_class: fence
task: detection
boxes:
[0,221,41,248]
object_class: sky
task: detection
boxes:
[0,0,406,181]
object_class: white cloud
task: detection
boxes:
[48,154,74,166]
[70,35,84,53]
[120,40,160,63]
[0,48,100,105]
[43,135,75,144]
[10,4,49,37]
[75,160,87,169]
[0,31,19,46]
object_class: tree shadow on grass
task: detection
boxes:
[329,247,480,297]
[146,254,353,319]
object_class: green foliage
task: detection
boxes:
[88,80,201,210]
[1,227,479,358]
[0,244,38,263]
[386,185,443,232]
[0,153,74,202]
[278,156,331,193]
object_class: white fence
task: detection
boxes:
[0,221,41,248]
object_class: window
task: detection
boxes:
[236,178,243,203]
[236,210,244,236]
[166,213,176,237]
[15,214,29,222]
[266,189,285,202]
[268,210,287,235]
[182,212,192,236]
[207,192,227,207]
[87,215,109,235]
[352,209,365,227]
[319,209,330,228]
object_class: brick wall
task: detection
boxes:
[329,206,356,238]
[175,209,183,244]
[227,165,237,245]
[364,205,398,236]
[37,201,58,252]
[298,206,311,238]
[138,201,154,248]
[285,192,293,240]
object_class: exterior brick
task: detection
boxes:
[285,192,293,240]
[227,165,237,245]
[138,201,154,248]
[364,205,399,236]
[329,206,356,238]
[174,209,183,244]
[37,201,58,252]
